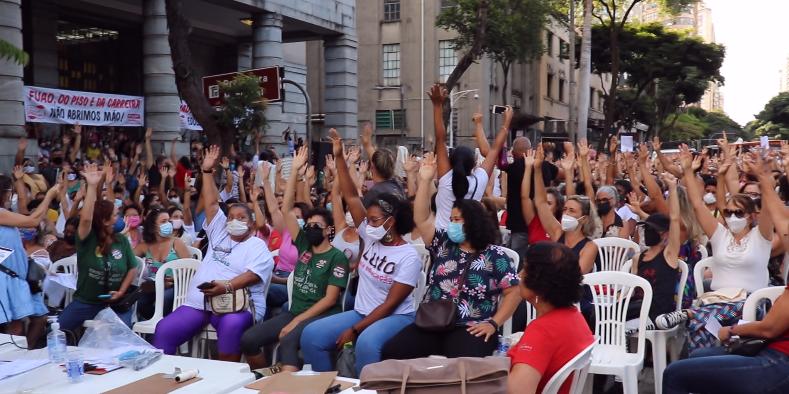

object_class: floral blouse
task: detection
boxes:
[426,230,519,324]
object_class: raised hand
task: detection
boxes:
[144,127,153,140]
[250,184,261,201]
[201,145,220,171]
[677,144,693,172]
[523,151,535,168]
[427,83,448,106]
[220,157,230,170]
[472,113,483,125]
[328,128,343,157]
[134,143,143,156]
[652,136,662,153]
[104,162,114,182]
[502,106,514,127]
[12,165,23,181]
[609,135,618,154]
[403,154,419,174]
[358,160,370,175]
[138,172,148,188]
[17,137,28,152]
[419,152,437,181]
[660,172,678,186]
[293,145,309,170]
[82,163,103,186]
[305,165,316,183]
[325,154,336,176]
[261,161,272,179]
[578,139,590,159]
[347,145,361,164]
[534,143,545,168]
[360,123,373,147]
[691,153,704,172]
[158,165,167,178]
[236,165,245,180]
[74,182,86,201]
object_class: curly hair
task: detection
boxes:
[305,207,334,227]
[369,192,414,236]
[523,241,583,307]
[142,207,169,244]
[454,199,498,251]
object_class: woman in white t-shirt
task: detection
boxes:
[153,146,274,362]
[655,145,774,352]
[301,129,422,377]
[427,83,512,230]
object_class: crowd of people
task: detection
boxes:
[1,83,789,393]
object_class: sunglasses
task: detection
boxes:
[723,209,747,218]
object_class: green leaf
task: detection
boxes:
[0,39,29,66]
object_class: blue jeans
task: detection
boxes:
[300,310,414,376]
[663,346,789,394]
[58,300,133,334]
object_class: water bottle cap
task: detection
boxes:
[51,322,60,330]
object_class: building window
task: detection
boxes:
[589,88,595,109]
[546,31,554,57]
[384,0,400,22]
[376,109,406,129]
[547,72,554,99]
[382,44,401,86]
[558,39,566,62]
[438,40,457,83]
[440,0,455,10]
[559,78,566,102]
[598,91,604,110]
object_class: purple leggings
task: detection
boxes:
[152,305,253,355]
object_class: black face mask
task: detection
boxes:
[304,226,326,246]
[643,226,663,247]
[597,201,612,216]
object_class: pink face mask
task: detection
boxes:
[126,215,141,228]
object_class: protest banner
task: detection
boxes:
[179,101,202,130]
[24,86,144,127]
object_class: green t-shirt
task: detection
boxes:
[74,231,138,304]
[289,231,350,315]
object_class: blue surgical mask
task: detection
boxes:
[114,198,123,208]
[159,222,174,237]
[447,222,466,244]
[19,228,37,242]
[113,216,126,233]
[326,203,333,212]
[297,218,305,229]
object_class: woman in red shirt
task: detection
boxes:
[519,150,563,245]
[508,242,594,394]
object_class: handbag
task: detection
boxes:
[205,285,252,315]
[726,336,789,357]
[109,286,142,313]
[360,356,509,394]
[336,345,357,378]
[0,256,47,294]
[414,251,478,332]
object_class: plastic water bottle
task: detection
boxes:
[493,335,510,357]
[47,322,67,364]
[65,350,84,383]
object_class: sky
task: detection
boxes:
[704,0,789,126]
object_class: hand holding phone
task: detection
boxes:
[97,294,112,300]
[197,281,213,290]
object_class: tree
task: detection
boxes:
[747,92,789,139]
[661,107,743,142]
[436,0,492,96]
[217,74,268,141]
[591,0,698,149]
[0,39,28,65]
[165,0,233,153]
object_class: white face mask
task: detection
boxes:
[169,197,180,204]
[365,218,390,241]
[171,219,184,229]
[725,215,748,234]
[703,192,716,205]
[345,212,355,228]
[561,214,580,232]
[225,219,249,237]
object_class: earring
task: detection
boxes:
[534,296,540,305]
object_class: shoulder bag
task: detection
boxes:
[726,336,789,357]
[414,251,478,332]
[101,256,142,314]
[205,283,252,315]
[0,256,46,294]
[360,356,509,394]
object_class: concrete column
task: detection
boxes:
[237,43,252,71]
[143,0,181,147]
[0,0,26,171]
[252,13,283,139]
[323,34,358,139]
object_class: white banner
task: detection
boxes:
[24,86,144,127]
[179,101,202,130]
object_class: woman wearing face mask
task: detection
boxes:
[627,174,681,327]
[381,153,520,360]
[167,204,195,248]
[58,164,139,334]
[48,217,79,263]
[532,145,599,274]
[520,150,563,246]
[595,185,631,239]
[239,146,349,374]
[120,204,143,248]
[134,208,191,320]
[152,145,274,362]
[655,145,773,352]
[301,131,421,377]
[0,173,60,347]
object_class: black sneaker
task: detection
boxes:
[655,310,688,330]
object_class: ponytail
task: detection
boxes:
[449,146,475,201]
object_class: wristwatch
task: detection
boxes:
[201,168,214,174]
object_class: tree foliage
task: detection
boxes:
[0,39,28,66]
[217,73,267,140]
[662,107,744,142]
[747,92,789,139]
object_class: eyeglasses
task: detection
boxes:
[723,209,747,218]
[368,215,390,226]
[304,222,325,230]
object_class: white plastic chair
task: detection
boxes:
[643,260,688,394]
[693,257,715,297]
[499,226,511,246]
[186,246,203,261]
[498,246,521,338]
[583,271,652,394]
[132,258,200,336]
[697,243,709,260]
[593,238,640,272]
[270,271,296,364]
[413,271,428,310]
[412,243,430,272]
[49,255,77,306]
[742,286,785,321]
[543,343,595,394]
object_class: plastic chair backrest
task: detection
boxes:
[50,255,77,275]
[697,244,709,260]
[499,246,520,271]
[742,286,785,321]
[152,258,199,321]
[542,343,595,394]
[413,271,427,310]
[592,238,640,272]
[186,246,203,261]
[286,271,294,305]
[412,243,430,272]
[693,257,715,297]
[621,259,687,315]
[135,256,147,284]
[583,271,652,361]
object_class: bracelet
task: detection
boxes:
[202,168,214,174]
[224,281,233,294]
[487,319,499,330]
[351,326,360,335]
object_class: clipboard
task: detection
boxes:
[101,373,203,394]
[245,371,339,394]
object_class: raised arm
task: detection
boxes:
[560,142,577,197]
[260,162,284,232]
[360,122,376,160]
[237,166,247,204]
[14,137,27,166]
[533,145,562,240]
[679,144,718,238]
[404,155,419,199]
[606,135,619,183]
[663,174,680,268]
[12,166,29,215]
[480,106,513,176]
[639,143,669,214]
[77,163,104,240]
[283,146,308,240]
[520,151,536,224]
[199,146,221,226]
[325,155,348,232]
[69,124,82,163]
[182,175,194,226]
[169,137,178,166]
[472,112,490,157]
[414,153,438,246]
[743,152,775,240]
[144,127,154,170]
[331,129,366,226]
[577,139,595,202]
[428,84,451,177]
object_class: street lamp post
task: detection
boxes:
[448,89,478,148]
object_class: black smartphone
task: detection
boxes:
[197,282,213,290]
[491,105,507,114]
[639,185,649,195]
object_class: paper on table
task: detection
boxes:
[705,316,723,339]
[620,135,634,153]
[761,136,770,149]
[0,359,48,381]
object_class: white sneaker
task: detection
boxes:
[655,310,688,330]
